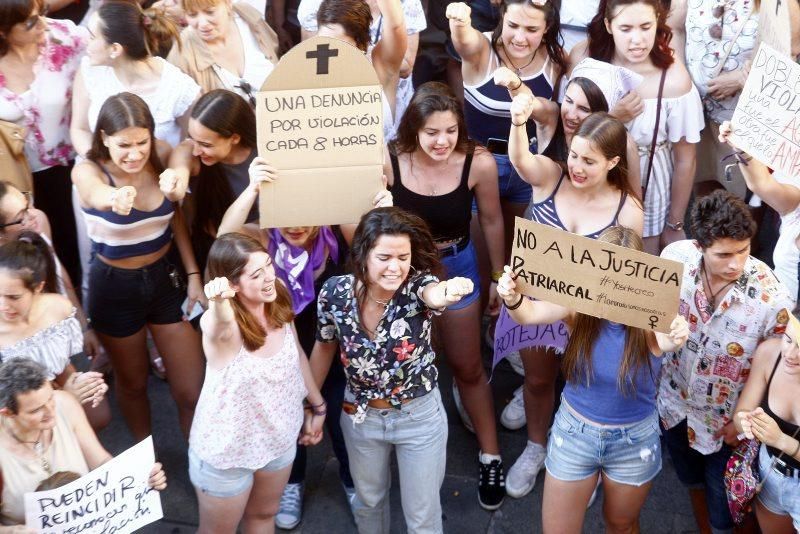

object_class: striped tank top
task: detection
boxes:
[81,166,174,259]
[528,173,627,239]
[463,32,554,145]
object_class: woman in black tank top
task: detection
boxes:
[384,82,508,510]
[734,318,800,533]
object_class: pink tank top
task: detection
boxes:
[189,324,307,470]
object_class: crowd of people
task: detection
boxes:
[0,0,800,532]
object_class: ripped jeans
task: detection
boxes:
[545,399,662,486]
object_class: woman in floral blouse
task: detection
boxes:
[309,206,474,534]
[0,0,87,289]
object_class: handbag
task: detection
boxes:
[725,426,800,524]
[0,119,33,192]
[724,438,761,524]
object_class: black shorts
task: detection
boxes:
[87,253,185,337]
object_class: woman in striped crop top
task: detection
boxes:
[447,0,566,254]
[71,93,205,442]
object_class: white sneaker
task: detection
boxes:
[506,441,546,498]
[500,386,526,430]
[506,351,525,376]
[452,382,475,433]
[275,482,303,529]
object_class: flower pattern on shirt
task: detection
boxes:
[316,272,442,423]
[657,240,793,454]
[0,19,86,171]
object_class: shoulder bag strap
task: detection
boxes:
[642,68,667,197]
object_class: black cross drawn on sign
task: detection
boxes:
[306,44,339,75]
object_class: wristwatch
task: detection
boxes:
[665,220,684,231]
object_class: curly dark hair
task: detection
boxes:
[690,190,756,249]
[349,207,442,308]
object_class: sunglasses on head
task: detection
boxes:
[237,80,256,107]
[24,4,49,31]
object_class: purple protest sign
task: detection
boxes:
[492,306,569,372]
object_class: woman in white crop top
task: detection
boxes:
[190,232,326,533]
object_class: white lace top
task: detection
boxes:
[81,56,200,147]
[0,309,81,380]
[189,324,307,470]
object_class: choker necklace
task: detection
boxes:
[3,419,51,474]
[702,263,737,312]
[503,46,538,76]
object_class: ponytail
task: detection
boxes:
[97,0,182,61]
[0,231,59,294]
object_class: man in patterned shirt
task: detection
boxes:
[658,190,793,534]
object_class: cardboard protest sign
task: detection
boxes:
[509,218,683,333]
[731,43,800,178]
[25,436,162,534]
[492,307,568,370]
[758,0,792,56]
[256,37,384,228]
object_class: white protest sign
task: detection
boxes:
[256,37,384,228]
[25,437,162,534]
[510,218,683,333]
[731,43,800,178]
[758,0,792,56]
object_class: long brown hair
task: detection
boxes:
[571,112,641,205]
[392,82,472,156]
[206,233,294,351]
[562,226,652,395]
[587,0,674,70]
[349,207,441,309]
[317,0,372,52]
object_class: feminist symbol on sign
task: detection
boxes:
[649,315,659,329]
[306,43,339,75]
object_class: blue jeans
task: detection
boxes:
[440,241,481,311]
[340,388,448,534]
[492,153,533,205]
[546,402,662,486]
[661,419,734,531]
[757,442,800,529]
[188,446,296,498]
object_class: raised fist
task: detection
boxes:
[204,276,236,302]
[111,186,136,216]
[446,2,471,27]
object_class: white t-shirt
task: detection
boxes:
[559,0,600,52]
[82,56,200,147]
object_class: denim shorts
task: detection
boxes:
[440,240,481,311]
[471,153,532,211]
[188,446,296,498]
[87,253,185,337]
[757,442,800,529]
[545,402,662,486]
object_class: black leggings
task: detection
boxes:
[32,164,81,290]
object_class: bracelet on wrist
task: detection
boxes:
[735,151,753,165]
[510,77,523,91]
[491,271,503,283]
[312,410,327,417]
[187,271,201,277]
[506,295,524,310]
[511,120,526,127]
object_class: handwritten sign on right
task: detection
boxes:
[730,43,800,178]
[509,218,683,333]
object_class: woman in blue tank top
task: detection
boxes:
[446,0,566,253]
[496,225,689,533]
[72,93,205,442]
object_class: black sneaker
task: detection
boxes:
[478,457,506,510]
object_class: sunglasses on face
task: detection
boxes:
[24,4,49,31]
[236,80,256,107]
[0,191,32,229]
